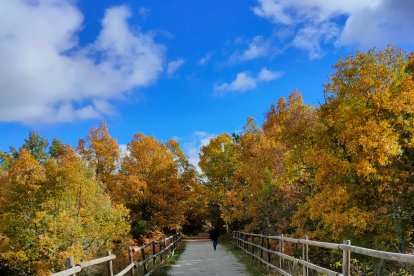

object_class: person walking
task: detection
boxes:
[209,226,220,250]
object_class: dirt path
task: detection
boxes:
[168,240,249,276]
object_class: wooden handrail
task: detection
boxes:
[339,244,414,263]
[50,233,181,276]
[234,236,342,276]
[50,266,81,276]
[233,231,414,276]
[80,254,116,269]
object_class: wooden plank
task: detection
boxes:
[243,232,414,264]
[67,256,75,276]
[106,250,114,276]
[152,241,156,265]
[302,237,306,276]
[236,243,292,276]
[115,262,135,276]
[128,246,135,276]
[260,235,264,260]
[275,251,342,276]
[267,237,271,264]
[251,235,255,260]
[304,236,309,276]
[298,238,339,250]
[339,244,414,264]
[52,234,181,276]
[237,237,343,276]
[342,240,351,276]
[236,231,414,276]
[299,259,342,276]
[80,254,116,269]
[239,232,265,238]
[280,234,284,269]
[250,233,340,249]
[51,266,81,276]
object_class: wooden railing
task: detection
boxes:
[233,231,414,276]
[51,233,181,276]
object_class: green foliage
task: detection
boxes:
[0,149,14,171]
[49,138,65,158]
[0,147,130,274]
[131,220,148,238]
[21,131,49,163]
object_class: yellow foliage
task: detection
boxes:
[0,146,129,274]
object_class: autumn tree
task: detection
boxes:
[77,121,120,187]
[219,92,319,234]
[0,147,129,274]
[0,149,14,172]
[199,133,242,229]
[0,131,49,171]
[21,131,49,163]
[294,47,414,251]
[49,138,65,158]
[166,140,206,234]
[201,48,414,253]
[120,134,189,235]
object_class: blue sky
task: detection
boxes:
[1,0,414,166]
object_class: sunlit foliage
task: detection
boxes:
[200,47,414,255]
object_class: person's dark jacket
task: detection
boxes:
[209,228,220,241]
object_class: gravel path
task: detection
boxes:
[168,240,249,276]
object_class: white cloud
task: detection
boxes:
[119,144,130,159]
[229,36,280,63]
[253,0,293,25]
[183,131,216,171]
[253,0,380,26]
[215,72,257,94]
[240,36,271,61]
[253,0,414,57]
[114,143,130,172]
[215,68,282,95]
[292,22,339,59]
[258,68,283,81]
[198,52,213,65]
[0,1,164,124]
[167,58,185,75]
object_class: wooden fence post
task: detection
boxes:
[160,241,163,261]
[251,235,255,260]
[267,237,271,264]
[140,246,147,274]
[128,247,135,276]
[302,236,309,276]
[66,257,75,276]
[163,239,167,258]
[106,250,114,276]
[342,240,351,276]
[279,234,284,269]
[172,236,176,254]
[260,235,264,261]
[235,232,238,247]
[305,236,309,276]
[240,233,243,249]
[240,233,242,249]
[152,241,156,266]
